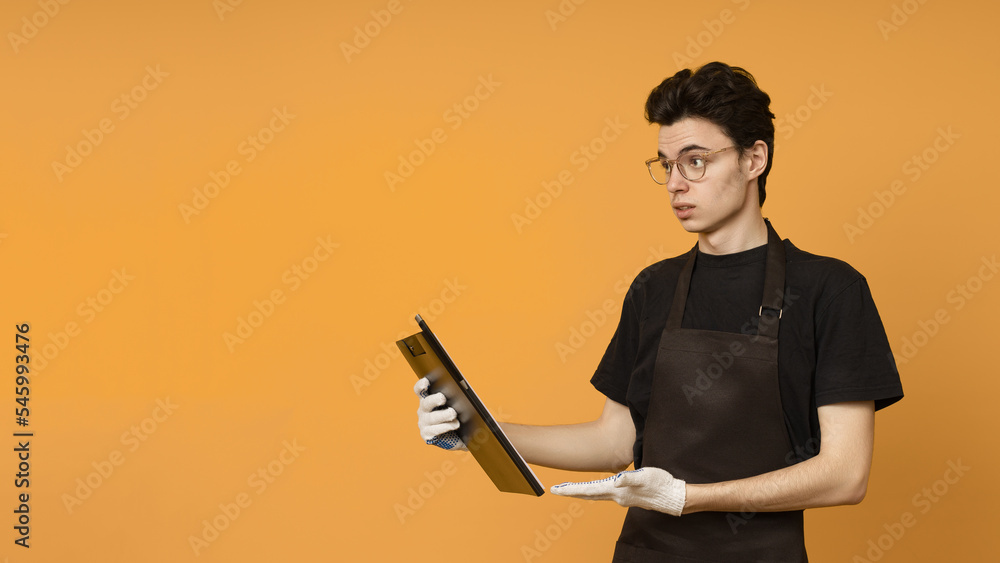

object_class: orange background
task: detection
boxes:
[2,0,998,561]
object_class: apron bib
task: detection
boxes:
[613,221,807,563]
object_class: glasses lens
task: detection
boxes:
[648,159,669,184]
[679,154,707,180]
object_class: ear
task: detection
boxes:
[744,140,768,181]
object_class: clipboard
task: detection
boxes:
[397,315,544,496]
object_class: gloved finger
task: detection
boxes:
[417,392,448,413]
[427,431,465,450]
[550,476,616,499]
[550,486,616,502]
[613,469,646,488]
[413,377,430,397]
[420,420,461,441]
[423,406,458,426]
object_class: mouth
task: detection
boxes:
[672,203,695,219]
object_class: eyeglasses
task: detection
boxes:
[644,146,736,184]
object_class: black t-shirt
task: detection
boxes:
[591,237,904,467]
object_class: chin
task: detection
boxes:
[675,217,705,233]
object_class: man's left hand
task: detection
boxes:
[550,467,687,516]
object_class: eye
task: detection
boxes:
[657,159,671,171]
[687,156,706,169]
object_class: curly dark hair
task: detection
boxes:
[645,62,775,206]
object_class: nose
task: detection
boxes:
[665,168,688,195]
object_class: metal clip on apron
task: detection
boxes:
[613,221,807,563]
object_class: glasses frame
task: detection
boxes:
[644,146,737,184]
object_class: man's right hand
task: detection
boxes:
[414,377,467,451]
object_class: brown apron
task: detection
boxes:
[613,221,807,562]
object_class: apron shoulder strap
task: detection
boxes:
[757,218,786,339]
[665,245,698,330]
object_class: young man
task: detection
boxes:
[415,62,903,561]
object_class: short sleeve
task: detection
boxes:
[590,289,640,405]
[814,277,903,410]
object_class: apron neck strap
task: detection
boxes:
[757,219,786,339]
[666,218,786,338]
[666,247,697,330]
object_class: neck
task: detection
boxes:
[697,213,768,255]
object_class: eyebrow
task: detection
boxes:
[657,144,709,159]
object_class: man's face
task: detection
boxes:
[656,117,757,236]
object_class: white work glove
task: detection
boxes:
[550,467,686,516]
[414,377,466,451]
